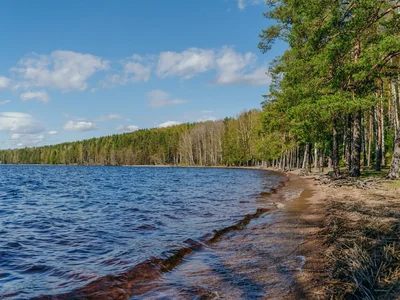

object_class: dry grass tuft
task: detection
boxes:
[322,198,400,299]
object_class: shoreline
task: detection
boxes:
[35,167,329,299]
[13,166,399,298]
[284,171,400,299]
[229,168,400,299]
[35,167,287,299]
[285,172,329,298]
[124,171,321,299]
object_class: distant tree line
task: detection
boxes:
[0,110,264,167]
[2,1,400,179]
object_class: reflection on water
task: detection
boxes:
[131,179,309,299]
[0,165,282,299]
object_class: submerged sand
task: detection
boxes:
[132,171,400,299]
[127,173,328,299]
[38,170,400,299]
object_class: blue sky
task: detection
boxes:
[0,0,285,149]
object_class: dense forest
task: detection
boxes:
[1,0,400,179]
[258,0,400,178]
[0,110,264,167]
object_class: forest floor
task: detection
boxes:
[289,168,400,299]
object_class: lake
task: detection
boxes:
[0,165,283,299]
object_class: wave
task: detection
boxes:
[34,178,287,300]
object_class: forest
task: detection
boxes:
[0,110,264,167]
[257,0,400,178]
[1,0,399,179]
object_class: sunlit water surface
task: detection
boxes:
[0,165,282,299]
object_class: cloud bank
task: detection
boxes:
[63,121,97,131]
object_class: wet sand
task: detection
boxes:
[69,171,399,299]
[128,173,329,299]
[37,171,330,299]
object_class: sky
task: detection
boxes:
[0,0,285,149]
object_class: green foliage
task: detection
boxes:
[257,0,400,167]
[0,111,264,167]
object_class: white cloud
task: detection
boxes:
[157,48,215,79]
[124,62,151,82]
[0,76,11,89]
[237,0,264,10]
[62,112,87,121]
[155,47,269,86]
[103,54,151,87]
[0,112,44,134]
[157,121,181,128]
[48,130,57,135]
[0,100,11,105]
[198,116,217,122]
[213,47,270,86]
[12,50,109,92]
[20,91,50,103]
[63,121,96,131]
[97,114,122,122]
[103,74,126,86]
[116,125,139,132]
[147,90,188,108]
[106,114,122,120]
[200,110,214,113]
[11,133,45,147]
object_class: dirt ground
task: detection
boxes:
[292,172,400,299]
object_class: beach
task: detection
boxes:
[3,166,399,299]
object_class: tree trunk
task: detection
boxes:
[307,144,312,173]
[302,144,308,170]
[332,120,340,177]
[351,110,362,177]
[345,114,352,171]
[291,150,294,170]
[319,149,324,173]
[374,105,382,171]
[381,99,385,167]
[362,114,368,166]
[314,143,318,171]
[367,109,373,167]
[388,126,400,179]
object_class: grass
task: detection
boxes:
[383,180,400,188]
[360,169,388,178]
[323,199,400,299]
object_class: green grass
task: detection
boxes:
[383,180,400,188]
[360,167,389,179]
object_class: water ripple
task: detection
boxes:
[0,165,282,298]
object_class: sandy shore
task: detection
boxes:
[283,170,400,299]
[36,167,400,299]
[284,172,330,298]
[125,171,330,299]
[257,171,330,299]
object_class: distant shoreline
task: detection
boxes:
[0,163,273,171]
[5,162,396,297]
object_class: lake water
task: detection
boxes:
[0,165,283,299]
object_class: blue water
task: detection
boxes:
[0,165,282,299]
